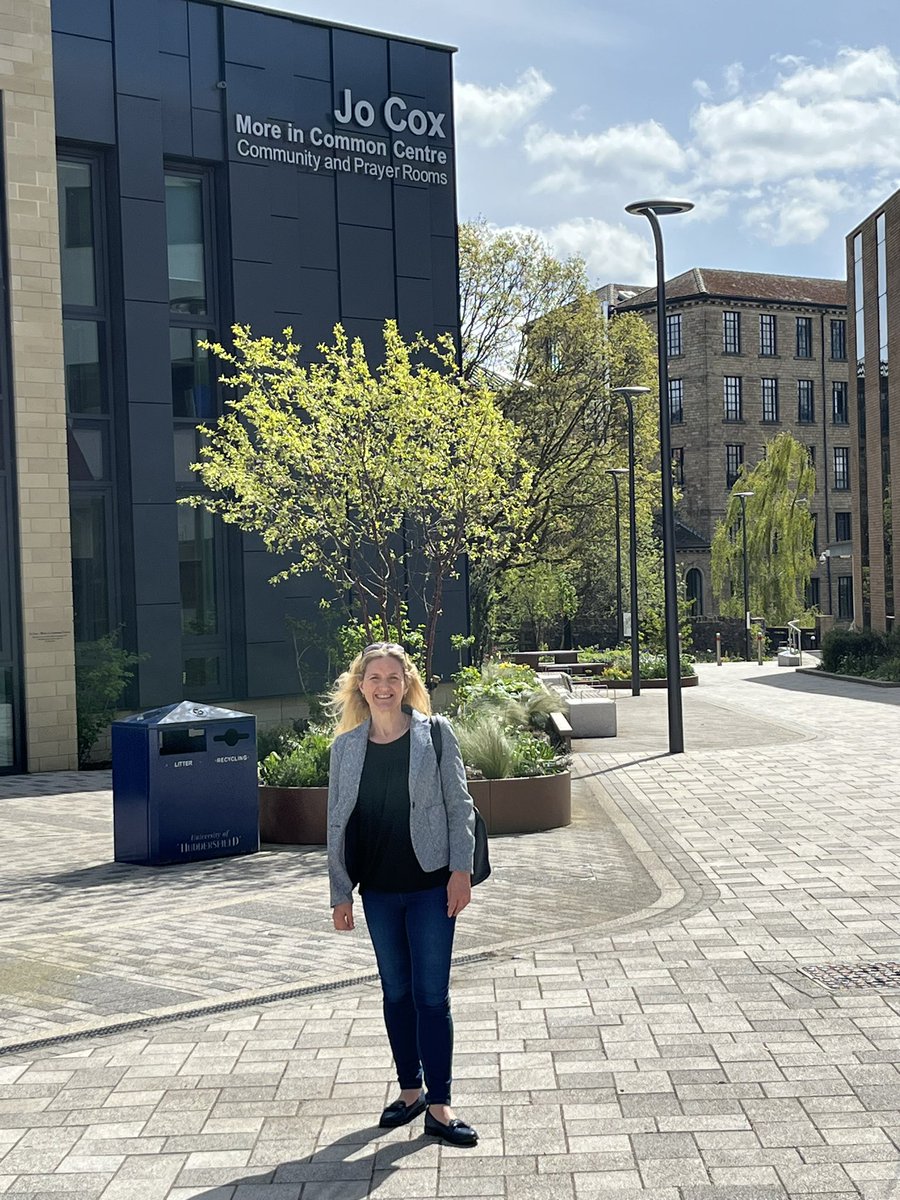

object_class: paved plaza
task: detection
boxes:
[3,662,900,1197]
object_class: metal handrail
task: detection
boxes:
[787,620,803,664]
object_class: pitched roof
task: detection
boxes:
[617,267,846,310]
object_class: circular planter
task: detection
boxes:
[259,785,328,844]
[259,771,572,844]
[466,771,571,835]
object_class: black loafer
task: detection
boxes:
[379,1094,427,1128]
[424,1110,478,1146]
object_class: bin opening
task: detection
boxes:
[213,727,251,748]
[159,728,207,755]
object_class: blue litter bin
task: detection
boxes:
[112,700,259,865]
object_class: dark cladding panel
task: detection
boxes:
[160,53,193,156]
[389,39,454,126]
[116,96,164,202]
[296,172,338,269]
[188,2,223,112]
[123,301,170,405]
[223,6,298,71]
[224,66,296,153]
[277,265,339,324]
[229,163,273,262]
[393,184,431,279]
[338,225,395,321]
[159,0,189,54]
[132,505,180,606]
[295,21,331,82]
[295,74,332,131]
[52,34,115,144]
[135,603,183,706]
[51,0,111,40]
[336,170,393,231]
[431,235,459,329]
[192,108,224,161]
[232,259,276,332]
[112,0,161,100]
[397,276,434,341]
[128,405,178,504]
[120,198,168,302]
[246,641,301,697]
[331,28,389,118]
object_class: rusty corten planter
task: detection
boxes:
[259,771,571,844]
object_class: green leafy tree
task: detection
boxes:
[496,562,578,648]
[183,321,532,684]
[711,431,817,625]
[75,633,143,765]
[459,221,660,658]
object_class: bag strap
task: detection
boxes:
[429,715,443,765]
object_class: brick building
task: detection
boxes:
[614,269,851,621]
[846,192,900,632]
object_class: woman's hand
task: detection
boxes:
[332,902,355,931]
[447,871,472,917]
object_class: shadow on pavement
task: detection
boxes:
[745,668,900,707]
[187,1122,435,1198]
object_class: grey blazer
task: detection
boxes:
[327,708,476,907]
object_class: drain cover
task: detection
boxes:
[798,962,900,991]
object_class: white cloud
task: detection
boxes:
[692,78,712,99]
[691,47,900,188]
[455,67,553,147]
[544,218,655,283]
[723,62,744,95]
[742,177,856,246]
[524,118,687,198]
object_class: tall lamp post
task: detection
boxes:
[735,490,754,661]
[625,198,693,754]
[608,468,628,644]
[611,385,649,698]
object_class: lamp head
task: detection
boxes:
[611,385,652,397]
[625,198,694,217]
[735,490,754,499]
[608,467,629,476]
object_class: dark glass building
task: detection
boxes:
[0,0,462,772]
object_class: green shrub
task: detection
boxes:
[256,723,304,762]
[76,633,143,765]
[259,729,332,787]
[453,716,517,780]
[821,629,887,675]
[452,659,563,731]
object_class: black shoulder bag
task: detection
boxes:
[430,716,491,886]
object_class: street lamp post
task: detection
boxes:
[611,386,650,698]
[625,198,693,754]
[735,490,754,661]
[608,468,628,644]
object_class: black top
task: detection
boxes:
[349,730,450,893]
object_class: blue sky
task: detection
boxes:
[272,0,900,287]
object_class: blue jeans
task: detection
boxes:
[361,884,456,1106]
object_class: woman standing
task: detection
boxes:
[327,642,479,1147]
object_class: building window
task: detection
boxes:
[672,447,684,486]
[759,313,777,357]
[666,312,682,357]
[724,375,743,421]
[837,576,853,619]
[835,511,852,542]
[796,316,813,358]
[831,319,846,360]
[761,377,779,423]
[798,379,815,423]
[58,153,117,646]
[833,447,850,490]
[726,444,744,488]
[166,175,209,316]
[685,567,703,615]
[171,328,216,419]
[832,381,849,425]
[723,311,741,354]
[668,378,683,423]
[806,576,821,609]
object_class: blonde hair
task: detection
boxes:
[329,647,431,736]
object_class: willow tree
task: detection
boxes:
[711,431,817,624]
[183,321,531,683]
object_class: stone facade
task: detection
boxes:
[1,0,77,768]
[616,270,851,621]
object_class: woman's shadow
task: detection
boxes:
[187,1119,440,1198]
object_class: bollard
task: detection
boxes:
[757,631,764,666]
[715,632,722,666]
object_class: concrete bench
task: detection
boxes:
[549,710,573,750]
[541,673,617,739]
